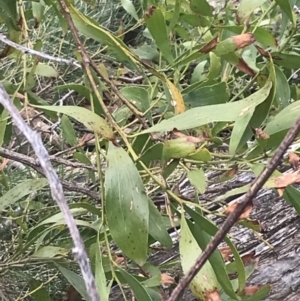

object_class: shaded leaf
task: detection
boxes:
[105,143,149,265]
[237,0,268,24]
[180,217,219,300]
[0,178,48,211]
[187,169,207,194]
[144,7,174,65]
[118,268,152,301]
[33,105,114,141]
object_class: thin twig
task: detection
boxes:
[0,147,100,201]
[167,116,300,301]
[0,84,100,301]
[0,34,81,68]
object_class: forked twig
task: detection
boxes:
[168,116,300,301]
[0,84,100,301]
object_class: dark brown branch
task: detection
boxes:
[0,147,100,201]
[168,117,300,301]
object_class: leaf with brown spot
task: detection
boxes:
[236,57,256,76]
[241,251,258,265]
[242,285,267,296]
[255,128,269,139]
[223,200,253,220]
[114,256,125,265]
[273,171,300,187]
[205,290,221,301]
[288,152,300,170]
[219,246,233,262]
[33,105,115,141]
[160,273,175,285]
[270,171,300,196]
[64,285,83,301]
[256,45,282,59]
[200,36,218,53]
[232,33,256,50]
[172,128,206,143]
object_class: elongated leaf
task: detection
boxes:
[190,0,213,16]
[120,86,152,122]
[237,0,268,23]
[221,25,277,47]
[188,221,238,299]
[95,239,110,301]
[184,205,246,293]
[275,0,295,25]
[274,65,290,109]
[0,178,48,211]
[144,7,174,65]
[184,82,229,107]
[33,105,114,141]
[148,198,172,248]
[121,0,139,21]
[187,169,206,194]
[32,246,69,258]
[118,268,152,301]
[142,80,272,133]
[180,216,219,300]
[229,108,255,155]
[56,265,89,300]
[28,279,52,301]
[265,101,300,136]
[67,4,138,67]
[105,143,149,265]
[61,114,77,146]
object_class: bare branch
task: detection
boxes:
[168,116,300,301]
[0,147,100,201]
[0,34,81,68]
[0,84,100,301]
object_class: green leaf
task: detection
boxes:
[184,205,245,294]
[118,268,152,301]
[242,284,271,301]
[163,137,196,162]
[0,109,8,148]
[275,0,295,25]
[32,246,69,258]
[120,86,152,123]
[183,82,229,107]
[187,148,212,161]
[144,8,174,64]
[282,186,300,215]
[33,105,114,141]
[187,169,206,194]
[208,53,221,80]
[237,0,268,23]
[148,198,172,248]
[272,53,300,69]
[221,25,277,47]
[180,216,219,300]
[105,143,149,265]
[27,63,58,78]
[143,80,272,133]
[121,0,139,21]
[264,100,300,136]
[67,3,138,67]
[229,108,255,155]
[28,278,52,301]
[61,114,77,146]
[95,239,110,301]
[0,178,48,211]
[274,65,290,109]
[190,0,213,17]
[56,265,90,300]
